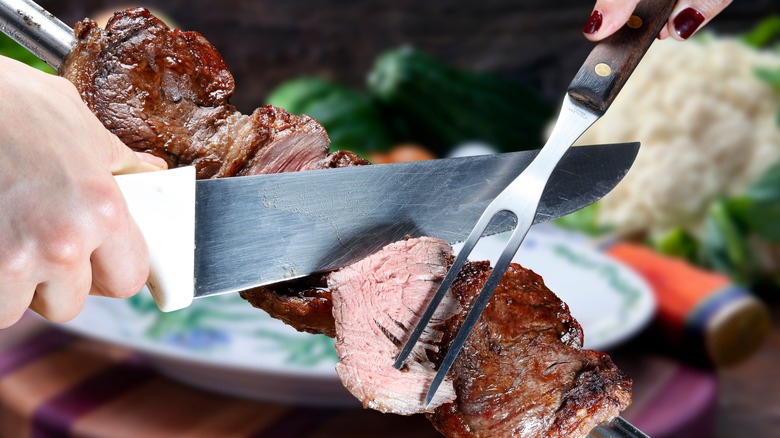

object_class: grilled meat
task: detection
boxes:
[428,261,632,437]
[239,274,336,338]
[60,8,366,179]
[327,237,459,414]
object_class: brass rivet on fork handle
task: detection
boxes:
[627,15,644,29]
[391,0,678,408]
[595,63,612,77]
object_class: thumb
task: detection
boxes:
[667,1,733,41]
[106,133,168,175]
[583,0,642,41]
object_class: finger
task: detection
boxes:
[668,0,733,40]
[0,243,37,327]
[583,0,641,41]
[54,78,167,175]
[134,151,169,170]
[89,192,150,299]
[105,132,168,175]
[29,264,92,323]
[0,282,35,328]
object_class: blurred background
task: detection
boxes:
[33,0,776,110]
[2,0,780,436]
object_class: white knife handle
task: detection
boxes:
[113,166,196,312]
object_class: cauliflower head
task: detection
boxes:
[575,36,780,236]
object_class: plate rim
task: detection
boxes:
[54,224,656,398]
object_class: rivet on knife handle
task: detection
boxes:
[567,0,677,115]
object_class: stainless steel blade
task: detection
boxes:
[194,142,638,297]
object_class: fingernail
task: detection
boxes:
[673,7,705,40]
[135,151,168,169]
[583,10,603,34]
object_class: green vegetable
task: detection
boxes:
[755,66,780,125]
[744,16,780,123]
[367,46,551,156]
[652,227,700,262]
[266,77,394,158]
[756,66,780,90]
[553,203,611,237]
[741,15,780,48]
[700,198,759,285]
[0,33,54,73]
[726,159,780,242]
[694,160,780,289]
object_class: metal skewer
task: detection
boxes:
[590,416,650,438]
[0,0,73,70]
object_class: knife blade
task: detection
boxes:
[193,143,638,298]
[0,0,639,312]
[114,142,638,310]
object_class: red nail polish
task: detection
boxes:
[673,8,705,40]
[583,10,603,34]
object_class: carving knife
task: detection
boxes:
[0,0,638,314]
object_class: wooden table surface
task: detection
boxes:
[0,313,720,437]
[2,307,777,436]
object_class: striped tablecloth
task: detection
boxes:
[1,313,717,438]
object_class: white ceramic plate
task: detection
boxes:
[57,224,654,406]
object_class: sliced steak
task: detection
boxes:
[59,6,368,335]
[428,261,632,438]
[239,274,336,338]
[59,8,334,179]
[327,237,460,414]
[235,105,330,175]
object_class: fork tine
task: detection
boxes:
[399,94,600,402]
[424,217,532,406]
[392,208,498,370]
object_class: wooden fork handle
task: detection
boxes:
[567,0,677,115]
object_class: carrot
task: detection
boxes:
[608,242,771,367]
[369,144,436,164]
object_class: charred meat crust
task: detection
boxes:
[238,274,336,338]
[427,262,632,438]
[60,8,334,179]
[60,6,368,334]
[321,150,371,168]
